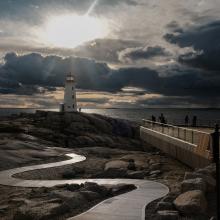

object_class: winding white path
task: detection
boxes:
[0,153,169,220]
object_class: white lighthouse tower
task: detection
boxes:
[61,73,77,112]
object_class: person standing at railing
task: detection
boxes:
[151,115,156,122]
[192,115,197,127]
[159,113,166,124]
[185,115,189,126]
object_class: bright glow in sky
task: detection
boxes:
[38,14,109,48]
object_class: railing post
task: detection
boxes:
[178,127,180,138]
[192,130,194,144]
[184,129,186,141]
[212,124,219,220]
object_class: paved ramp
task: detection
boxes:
[0,153,169,220]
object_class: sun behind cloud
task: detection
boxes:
[38,14,109,48]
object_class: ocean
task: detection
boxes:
[0,108,220,126]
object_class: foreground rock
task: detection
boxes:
[181,178,207,193]
[157,210,179,220]
[148,163,217,220]
[184,172,216,192]
[105,160,129,171]
[12,182,135,220]
[174,190,207,215]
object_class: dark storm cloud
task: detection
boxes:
[165,21,220,71]
[0,52,110,91]
[1,52,220,105]
[109,67,220,97]
[118,46,170,62]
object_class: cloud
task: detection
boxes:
[1,52,220,108]
[74,38,142,63]
[118,46,170,63]
[0,52,110,90]
[0,0,140,24]
[165,20,220,71]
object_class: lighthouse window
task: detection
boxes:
[72,95,75,99]
[72,104,75,108]
[72,87,74,90]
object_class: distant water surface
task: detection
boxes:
[0,108,220,126]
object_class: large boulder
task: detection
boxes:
[184,172,216,192]
[174,190,207,215]
[105,160,129,171]
[181,178,207,193]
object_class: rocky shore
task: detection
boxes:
[0,111,217,220]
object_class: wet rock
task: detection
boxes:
[0,205,9,214]
[127,161,136,170]
[10,198,30,206]
[50,190,77,200]
[105,160,129,171]
[150,163,161,171]
[81,182,108,196]
[64,113,89,124]
[109,184,136,196]
[184,172,216,192]
[62,171,76,179]
[127,171,145,179]
[85,114,112,134]
[94,168,128,178]
[174,190,207,215]
[53,192,86,214]
[156,210,179,220]
[79,191,101,201]
[181,178,207,193]
[55,183,81,192]
[156,202,173,211]
[160,193,178,203]
[75,136,95,146]
[196,164,216,178]
[0,122,24,133]
[149,170,161,176]
[14,202,61,220]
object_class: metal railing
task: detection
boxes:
[142,119,210,145]
[171,118,220,128]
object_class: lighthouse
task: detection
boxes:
[60,73,77,112]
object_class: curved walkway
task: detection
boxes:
[0,153,169,220]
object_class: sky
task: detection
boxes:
[0,0,220,108]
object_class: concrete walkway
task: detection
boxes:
[0,153,169,220]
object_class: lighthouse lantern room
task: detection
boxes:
[61,73,77,112]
